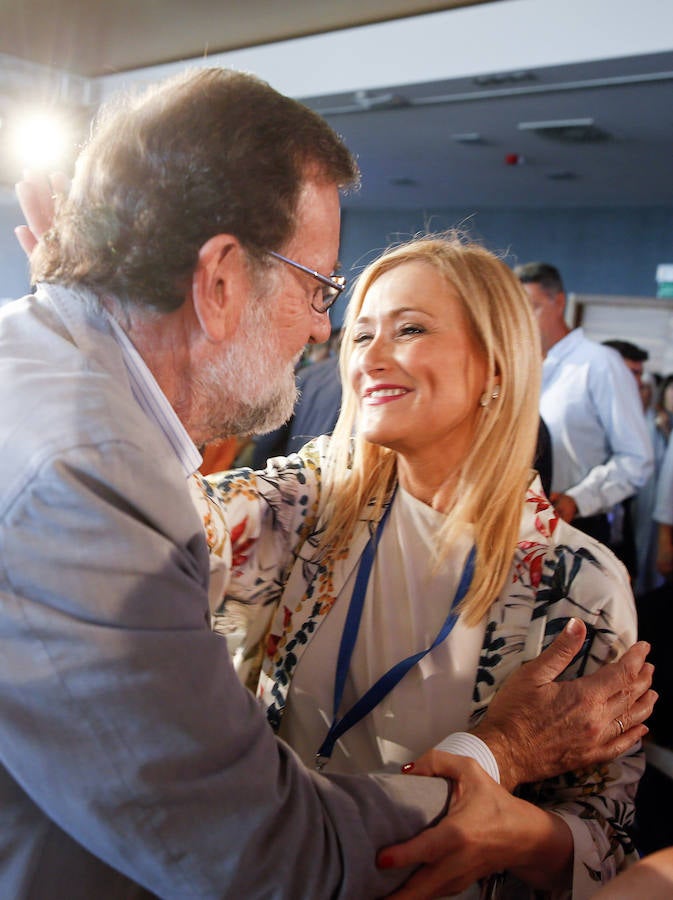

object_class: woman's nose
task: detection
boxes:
[360,334,390,373]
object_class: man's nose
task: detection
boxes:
[309,309,332,345]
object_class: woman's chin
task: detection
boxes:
[360,427,402,453]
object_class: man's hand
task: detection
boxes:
[14,170,69,256]
[471,617,655,791]
[549,491,578,523]
[378,754,573,899]
[377,620,654,898]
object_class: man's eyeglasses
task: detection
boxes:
[267,250,346,313]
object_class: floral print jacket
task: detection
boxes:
[194,436,642,899]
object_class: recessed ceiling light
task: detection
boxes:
[452,132,484,143]
[518,118,610,143]
[354,90,409,110]
[518,117,595,131]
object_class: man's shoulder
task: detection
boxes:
[564,328,602,357]
[581,332,618,358]
[0,298,175,513]
[0,296,137,440]
[562,330,627,373]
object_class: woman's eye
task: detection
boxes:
[399,324,424,336]
[353,332,372,344]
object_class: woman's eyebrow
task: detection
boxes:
[354,305,431,325]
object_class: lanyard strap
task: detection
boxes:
[316,492,476,770]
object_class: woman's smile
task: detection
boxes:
[362,384,411,404]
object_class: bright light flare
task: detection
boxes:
[9,109,74,171]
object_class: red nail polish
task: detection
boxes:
[401,762,415,773]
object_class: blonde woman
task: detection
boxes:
[198,235,643,898]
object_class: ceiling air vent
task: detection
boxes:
[474,70,536,87]
[517,118,611,143]
[546,171,578,181]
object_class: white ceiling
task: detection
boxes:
[0,0,485,77]
[0,0,672,211]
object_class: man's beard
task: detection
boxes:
[193,296,298,443]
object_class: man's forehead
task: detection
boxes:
[285,180,340,258]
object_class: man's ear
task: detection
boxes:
[191,234,249,343]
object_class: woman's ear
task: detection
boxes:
[191,234,248,343]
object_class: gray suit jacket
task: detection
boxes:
[0,285,446,899]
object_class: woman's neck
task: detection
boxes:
[396,456,459,511]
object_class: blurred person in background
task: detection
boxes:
[516,262,652,546]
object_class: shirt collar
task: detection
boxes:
[106,313,202,477]
[545,327,583,365]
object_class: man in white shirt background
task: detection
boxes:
[515,261,653,544]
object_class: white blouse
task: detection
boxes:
[279,486,486,775]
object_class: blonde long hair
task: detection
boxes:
[321,234,542,626]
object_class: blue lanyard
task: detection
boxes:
[315,491,476,770]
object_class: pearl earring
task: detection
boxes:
[479,385,500,407]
